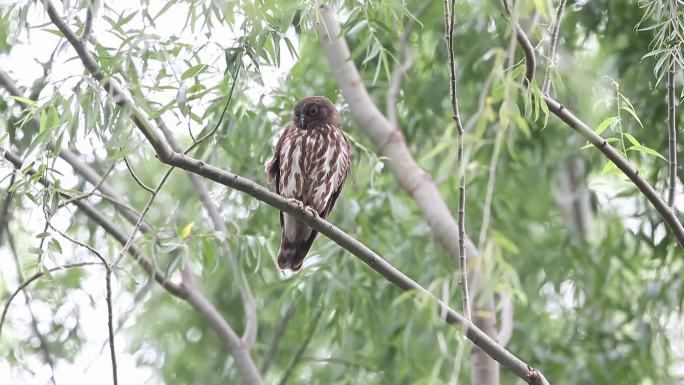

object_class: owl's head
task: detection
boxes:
[293,96,339,130]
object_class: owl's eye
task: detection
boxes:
[307,106,319,116]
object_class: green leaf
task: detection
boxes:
[595,116,617,136]
[181,64,207,80]
[48,239,62,254]
[11,96,35,106]
[28,247,44,255]
[627,145,668,161]
[620,106,643,128]
[623,132,641,147]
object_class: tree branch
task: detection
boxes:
[502,0,536,86]
[44,3,550,383]
[386,1,431,126]
[41,209,118,385]
[0,261,103,339]
[5,214,57,377]
[667,23,678,208]
[542,0,568,94]
[81,2,94,43]
[507,3,684,250]
[180,268,265,385]
[443,0,472,320]
[260,301,297,374]
[277,308,323,385]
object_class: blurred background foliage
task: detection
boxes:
[0,0,683,384]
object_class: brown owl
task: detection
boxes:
[265,96,352,271]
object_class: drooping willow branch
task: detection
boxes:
[442,0,471,320]
[44,2,550,383]
[508,2,684,250]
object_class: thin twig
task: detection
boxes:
[6,223,57,376]
[0,262,103,339]
[667,2,678,208]
[542,0,568,94]
[184,59,242,154]
[261,301,298,374]
[0,173,16,245]
[123,155,155,194]
[81,3,94,43]
[277,308,323,385]
[443,0,471,320]
[386,1,432,126]
[111,166,174,267]
[58,160,117,208]
[477,126,504,249]
[42,211,118,385]
[105,268,118,385]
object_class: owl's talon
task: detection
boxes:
[304,206,318,218]
[286,198,305,210]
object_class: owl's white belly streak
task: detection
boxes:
[278,128,349,213]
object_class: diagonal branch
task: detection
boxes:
[0,261,104,339]
[44,3,550,383]
[509,3,684,249]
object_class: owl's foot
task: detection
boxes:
[286,198,305,210]
[286,198,318,218]
[303,205,318,218]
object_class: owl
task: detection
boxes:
[265,96,352,271]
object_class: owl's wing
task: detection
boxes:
[320,135,351,219]
[293,135,352,264]
[265,129,288,227]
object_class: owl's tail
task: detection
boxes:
[277,214,319,271]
